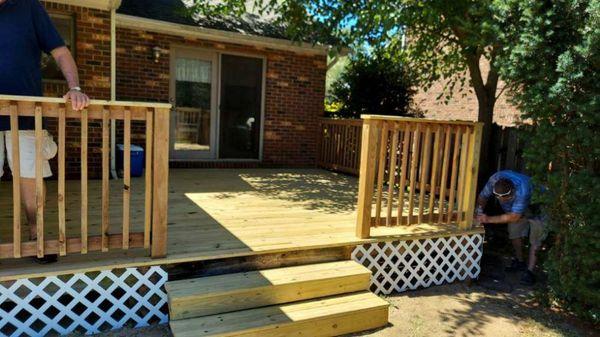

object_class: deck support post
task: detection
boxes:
[462,123,483,230]
[356,119,382,238]
[151,107,170,258]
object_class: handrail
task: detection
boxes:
[317,118,363,175]
[356,116,483,238]
[0,96,171,259]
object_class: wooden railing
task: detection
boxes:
[356,115,483,238]
[0,95,170,259]
[317,118,363,175]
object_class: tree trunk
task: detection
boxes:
[465,52,499,189]
[477,97,496,188]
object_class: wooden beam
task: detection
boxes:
[356,119,382,238]
[151,108,170,258]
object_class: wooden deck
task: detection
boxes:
[0,168,483,281]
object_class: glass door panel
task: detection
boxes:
[170,51,217,159]
[218,55,263,159]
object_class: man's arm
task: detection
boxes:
[477,212,522,224]
[51,46,90,111]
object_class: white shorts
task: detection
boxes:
[0,131,58,179]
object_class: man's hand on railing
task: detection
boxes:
[63,88,90,111]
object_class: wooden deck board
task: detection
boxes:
[0,168,483,281]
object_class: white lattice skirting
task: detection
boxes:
[352,234,483,295]
[0,266,168,337]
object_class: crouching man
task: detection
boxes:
[476,170,547,285]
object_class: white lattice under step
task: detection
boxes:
[352,234,483,295]
[0,266,168,337]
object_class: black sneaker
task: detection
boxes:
[505,258,527,272]
[520,270,536,286]
[33,254,58,264]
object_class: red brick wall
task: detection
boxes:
[41,2,111,178]
[413,59,521,127]
[116,28,327,167]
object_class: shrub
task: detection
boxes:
[498,0,600,322]
[327,50,417,119]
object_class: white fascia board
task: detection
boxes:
[115,14,330,56]
[44,0,121,10]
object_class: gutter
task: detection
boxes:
[110,6,118,179]
[115,14,332,56]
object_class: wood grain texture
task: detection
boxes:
[35,104,44,258]
[0,168,484,282]
[9,103,21,258]
[81,108,88,254]
[167,260,371,320]
[169,291,389,337]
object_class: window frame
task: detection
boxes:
[41,12,76,84]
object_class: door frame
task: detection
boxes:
[215,52,266,162]
[169,45,219,160]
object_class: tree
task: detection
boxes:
[189,0,511,182]
[328,49,417,119]
[497,0,599,322]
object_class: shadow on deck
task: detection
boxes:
[0,168,481,281]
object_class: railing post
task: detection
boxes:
[462,123,483,229]
[151,107,170,258]
[356,118,382,239]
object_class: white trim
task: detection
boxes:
[169,46,219,161]
[0,266,168,337]
[352,234,483,295]
[44,0,121,10]
[116,14,330,56]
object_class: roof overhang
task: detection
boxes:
[44,0,122,10]
[115,14,331,56]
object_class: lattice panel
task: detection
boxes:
[352,234,483,295]
[0,266,168,337]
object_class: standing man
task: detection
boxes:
[0,0,90,262]
[476,170,546,285]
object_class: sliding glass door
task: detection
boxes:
[170,49,217,160]
[218,54,264,159]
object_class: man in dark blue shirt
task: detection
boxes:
[0,0,90,262]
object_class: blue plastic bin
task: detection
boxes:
[117,144,144,177]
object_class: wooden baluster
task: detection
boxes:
[407,123,422,225]
[144,108,154,249]
[151,107,171,257]
[447,127,462,225]
[34,104,44,258]
[386,125,400,226]
[101,107,110,252]
[9,103,21,258]
[81,108,88,254]
[428,125,442,224]
[456,126,471,226]
[374,122,389,226]
[123,107,131,249]
[418,125,432,224]
[397,123,411,225]
[58,103,66,256]
[462,123,484,229]
[438,126,452,224]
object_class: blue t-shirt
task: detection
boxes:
[0,0,65,131]
[479,170,532,214]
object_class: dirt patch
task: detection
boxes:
[75,280,593,337]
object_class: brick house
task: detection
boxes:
[38,0,330,178]
[413,59,521,127]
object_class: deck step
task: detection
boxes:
[169,291,389,337]
[166,260,372,320]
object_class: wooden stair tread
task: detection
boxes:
[166,260,372,320]
[169,291,389,337]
